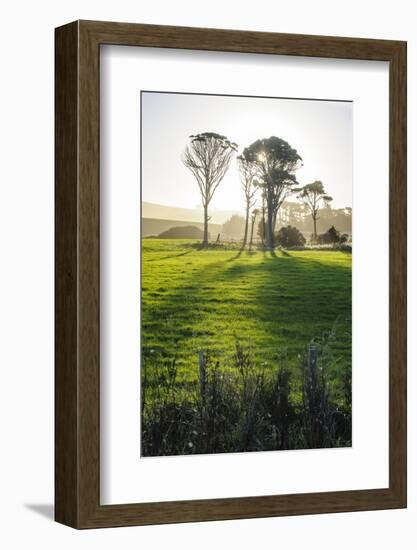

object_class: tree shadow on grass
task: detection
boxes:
[146,249,195,262]
[274,248,291,258]
[229,246,284,262]
[227,249,244,262]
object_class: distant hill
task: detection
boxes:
[158,226,206,239]
[142,201,242,225]
[142,217,221,238]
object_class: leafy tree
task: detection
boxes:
[241,137,302,249]
[275,225,306,248]
[298,181,332,241]
[183,132,237,247]
[222,215,246,239]
[237,156,258,248]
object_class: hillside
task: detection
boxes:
[142,217,222,238]
[142,201,242,225]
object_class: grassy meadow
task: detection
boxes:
[141,238,352,456]
[141,239,351,386]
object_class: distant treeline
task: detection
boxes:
[277,201,352,235]
[219,202,351,240]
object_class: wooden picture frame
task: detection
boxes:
[55,20,407,528]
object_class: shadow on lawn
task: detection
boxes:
[229,247,288,262]
[146,249,195,262]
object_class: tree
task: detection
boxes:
[249,208,260,251]
[259,195,266,245]
[257,218,266,242]
[237,156,258,248]
[241,137,302,249]
[183,132,237,247]
[275,225,306,248]
[298,181,332,242]
[221,215,246,239]
[317,225,340,245]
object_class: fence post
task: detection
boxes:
[199,351,206,402]
[308,343,318,400]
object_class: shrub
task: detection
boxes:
[158,225,206,239]
[317,225,341,244]
[275,225,306,248]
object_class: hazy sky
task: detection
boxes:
[141,91,352,212]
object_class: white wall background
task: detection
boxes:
[0,0,414,547]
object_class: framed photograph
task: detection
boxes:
[55,20,406,528]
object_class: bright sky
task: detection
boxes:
[141,91,352,212]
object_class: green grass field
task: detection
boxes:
[141,239,352,389]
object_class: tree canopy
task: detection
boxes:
[298,180,332,209]
[242,136,302,170]
[241,136,302,248]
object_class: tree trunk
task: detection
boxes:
[242,202,250,248]
[313,214,317,242]
[266,195,274,249]
[203,203,209,247]
[272,209,278,235]
[249,214,256,250]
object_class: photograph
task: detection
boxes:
[50,13,406,533]
[140,91,353,457]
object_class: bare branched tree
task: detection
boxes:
[237,156,258,249]
[182,132,237,247]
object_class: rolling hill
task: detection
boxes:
[142,201,242,225]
